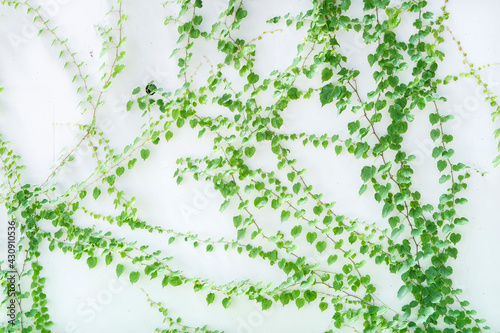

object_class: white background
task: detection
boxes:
[0,0,499,332]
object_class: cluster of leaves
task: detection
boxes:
[0,0,499,332]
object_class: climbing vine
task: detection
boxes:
[0,0,498,332]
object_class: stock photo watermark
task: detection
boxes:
[65,276,129,333]
[410,71,500,166]
[5,220,17,325]
[179,183,219,224]
[236,300,276,333]
[52,64,174,179]
[7,0,72,51]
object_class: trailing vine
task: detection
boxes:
[0,0,498,332]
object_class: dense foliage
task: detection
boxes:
[1,0,499,332]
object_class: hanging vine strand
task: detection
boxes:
[0,0,498,332]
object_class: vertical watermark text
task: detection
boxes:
[6,220,17,325]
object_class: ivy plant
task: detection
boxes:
[0,0,499,332]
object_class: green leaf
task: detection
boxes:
[359,184,367,195]
[348,121,360,135]
[235,8,247,20]
[254,196,268,208]
[437,160,448,172]
[313,205,323,215]
[319,302,328,312]
[382,203,394,218]
[373,71,384,82]
[316,241,327,253]
[450,233,461,244]
[422,11,433,19]
[86,257,97,269]
[237,228,246,240]
[293,183,301,194]
[116,264,125,278]
[206,293,215,305]
[367,54,376,67]
[421,306,434,317]
[295,298,305,309]
[287,87,301,100]
[321,68,333,82]
[493,154,500,167]
[165,131,174,141]
[105,254,112,266]
[193,15,203,25]
[320,83,340,106]
[429,113,440,125]
[306,232,317,244]
[245,146,256,158]
[169,276,182,286]
[442,134,453,143]
[116,167,125,176]
[54,229,63,239]
[112,64,125,78]
[432,146,444,158]
[281,210,291,222]
[126,101,133,111]
[247,73,259,84]
[340,0,351,10]
[360,166,376,182]
[348,235,357,244]
[132,87,141,95]
[388,16,401,29]
[327,255,338,265]
[430,129,440,141]
[397,285,410,299]
[128,158,137,170]
[304,290,317,303]
[162,276,169,287]
[375,99,387,111]
[222,297,231,309]
[129,271,140,284]
[93,187,101,200]
[233,215,243,228]
[260,298,272,310]
[291,225,302,238]
[391,226,404,240]
[140,149,150,161]
[388,216,400,229]
[220,199,230,212]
